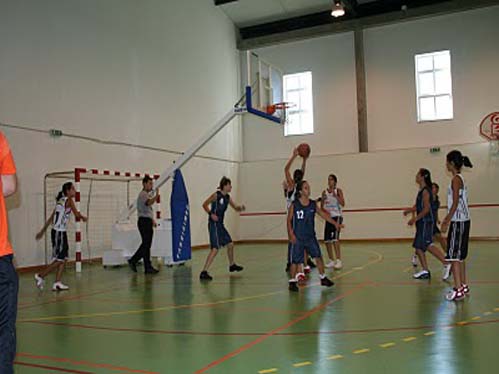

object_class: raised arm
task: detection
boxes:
[229,197,245,212]
[300,154,308,177]
[284,148,299,187]
[36,209,55,240]
[67,197,87,222]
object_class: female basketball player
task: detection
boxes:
[284,147,314,277]
[35,182,87,291]
[403,169,448,280]
[321,174,345,269]
[199,177,245,281]
[287,180,342,292]
[441,150,473,301]
[432,182,451,281]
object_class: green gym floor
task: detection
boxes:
[15,242,499,374]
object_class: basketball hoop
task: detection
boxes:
[266,102,295,125]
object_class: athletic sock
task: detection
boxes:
[319,274,326,280]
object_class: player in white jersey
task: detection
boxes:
[441,150,473,302]
[35,182,87,291]
[320,174,345,269]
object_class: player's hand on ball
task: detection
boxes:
[292,147,299,157]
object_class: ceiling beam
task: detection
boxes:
[238,0,499,50]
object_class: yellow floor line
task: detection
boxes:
[327,355,344,360]
[379,342,396,348]
[293,361,312,367]
[403,337,417,342]
[471,316,481,321]
[456,321,468,326]
[258,369,278,374]
[423,331,436,336]
[20,249,385,323]
[494,308,499,312]
[353,349,370,354]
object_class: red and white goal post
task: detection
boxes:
[44,168,162,272]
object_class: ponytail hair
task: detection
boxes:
[293,169,304,184]
[447,150,473,170]
[294,180,306,199]
[419,168,433,189]
[56,182,73,201]
[219,176,231,191]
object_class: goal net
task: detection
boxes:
[44,169,166,270]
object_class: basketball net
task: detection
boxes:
[266,102,295,125]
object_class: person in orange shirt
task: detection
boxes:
[0,130,18,374]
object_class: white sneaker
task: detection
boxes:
[296,272,306,282]
[52,282,69,291]
[333,260,343,269]
[411,254,418,267]
[442,264,452,281]
[325,260,335,268]
[413,270,431,279]
[34,273,45,290]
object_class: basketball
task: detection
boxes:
[297,143,311,158]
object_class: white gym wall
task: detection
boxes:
[239,6,499,241]
[0,0,242,267]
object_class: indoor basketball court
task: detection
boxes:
[1,1,498,373]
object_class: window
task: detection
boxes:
[415,50,453,122]
[283,71,314,136]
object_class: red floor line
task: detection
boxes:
[25,318,498,337]
[14,361,94,374]
[16,353,158,374]
[193,282,371,374]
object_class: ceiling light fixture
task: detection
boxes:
[331,1,345,18]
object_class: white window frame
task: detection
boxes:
[415,50,454,122]
[283,71,314,136]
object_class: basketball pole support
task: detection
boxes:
[121,50,281,220]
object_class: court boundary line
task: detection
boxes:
[194,282,372,374]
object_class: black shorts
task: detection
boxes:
[324,217,343,242]
[289,237,322,264]
[447,221,471,261]
[51,229,69,261]
[413,221,434,251]
[208,221,232,250]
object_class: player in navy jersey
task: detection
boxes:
[200,177,245,281]
[441,150,473,301]
[287,180,342,292]
[283,147,315,277]
[35,182,87,291]
[404,169,449,280]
